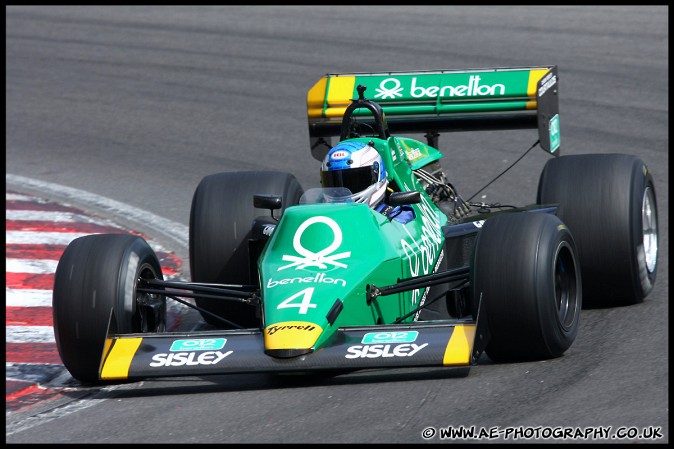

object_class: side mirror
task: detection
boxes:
[389,190,421,207]
[254,194,282,219]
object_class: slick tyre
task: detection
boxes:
[189,171,304,327]
[471,213,582,362]
[53,234,165,383]
[537,154,658,307]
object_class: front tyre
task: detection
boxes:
[537,154,658,307]
[471,213,582,362]
[53,234,165,383]
[189,171,303,327]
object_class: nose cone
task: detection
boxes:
[264,321,323,358]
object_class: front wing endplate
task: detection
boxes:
[99,321,480,380]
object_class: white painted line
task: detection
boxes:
[6,289,53,307]
[6,326,55,343]
[6,259,59,274]
[6,231,92,245]
[6,174,189,248]
[6,193,48,202]
[5,384,127,436]
[6,210,115,224]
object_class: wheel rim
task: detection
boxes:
[642,186,658,273]
[135,263,165,332]
[554,241,579,330]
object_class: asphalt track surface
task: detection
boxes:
[6,5,668,443]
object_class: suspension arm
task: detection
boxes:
[367,266,469,304]
[138,279,260,305]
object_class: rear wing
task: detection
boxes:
[307,66,560,159]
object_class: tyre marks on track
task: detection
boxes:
[5,191,186,413]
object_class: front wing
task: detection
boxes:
[100,321,484,380]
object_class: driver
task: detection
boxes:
[320,141,414,223]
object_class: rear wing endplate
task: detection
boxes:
[307,66,560,158]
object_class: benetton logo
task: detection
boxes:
[374,76,506,100]
[278,216,351,271]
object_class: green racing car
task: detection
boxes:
[52,65,659,383]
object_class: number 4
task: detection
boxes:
[277,287,317,314]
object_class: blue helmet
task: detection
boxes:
[320,141,388,207]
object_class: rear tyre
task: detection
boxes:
[53,234,165,383]
[189,171,304,327]
[537,154,658,307]
[471,213,581,362]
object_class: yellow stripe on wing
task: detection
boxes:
[100,338,143,380]
[443,324,476,366]
[307,76,328,119]
[307,75,356,119]
[324,76,356,118]
[526,69,549,110]
[527,69,549,96]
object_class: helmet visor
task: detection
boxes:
[321,166,376,194]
